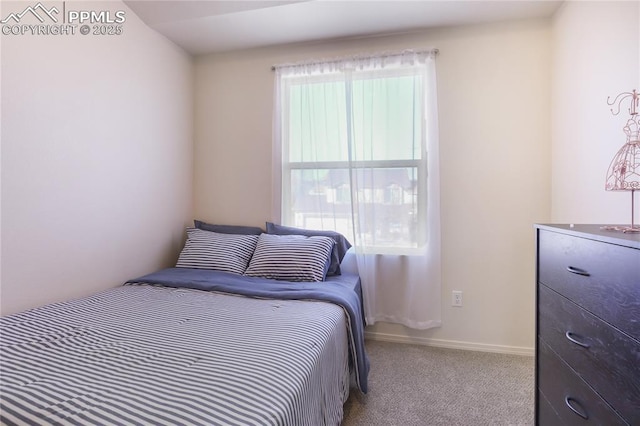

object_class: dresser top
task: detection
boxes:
[535,224,640,250]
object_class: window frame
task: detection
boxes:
[280,65,429,252]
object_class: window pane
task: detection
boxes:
[290,167,420,248]
[288,81,348,162]
[287,74,423,164]
[351,74,423,162]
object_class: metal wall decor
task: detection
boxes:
[603,89,640,233]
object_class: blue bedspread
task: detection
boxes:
[126,267,370,393]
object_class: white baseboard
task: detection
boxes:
[364,331,534,356]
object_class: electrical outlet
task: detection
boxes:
[452,291,463,307]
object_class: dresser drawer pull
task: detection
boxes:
[565,396,589,420]
[566,266,590,277]
[565,331,590,349]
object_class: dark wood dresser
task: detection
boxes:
[535,224,640,425]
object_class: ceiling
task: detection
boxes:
[124,0,563,56]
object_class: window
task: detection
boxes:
[280,68,427,250]
[274,50,441,329]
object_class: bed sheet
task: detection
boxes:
[126,268,369,393]
[0,284,351,425]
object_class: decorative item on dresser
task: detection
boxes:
[604,89,640,233]
[535,224,640,425]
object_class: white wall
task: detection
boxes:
[0,1,194,315]
[551,1,640,224]
[194,18,552,353]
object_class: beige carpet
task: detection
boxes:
[342,340,534,426]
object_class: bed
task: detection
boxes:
[0,224,369,426]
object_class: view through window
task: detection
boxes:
[281,68,426,250]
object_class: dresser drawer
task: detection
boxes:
[538,284,640,423]
[537,390,562,425]
[537,341,627,425]
[538,229,640,340]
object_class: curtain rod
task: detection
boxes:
[271,48,438,71]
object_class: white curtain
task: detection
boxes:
[273,50,441,329]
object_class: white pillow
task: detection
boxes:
[244,233,335,282]
[176,228,258,275]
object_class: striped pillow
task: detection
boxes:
[244,233,335,282]
[176,228,259,275]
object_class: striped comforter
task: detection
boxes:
[0,283,352,425]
